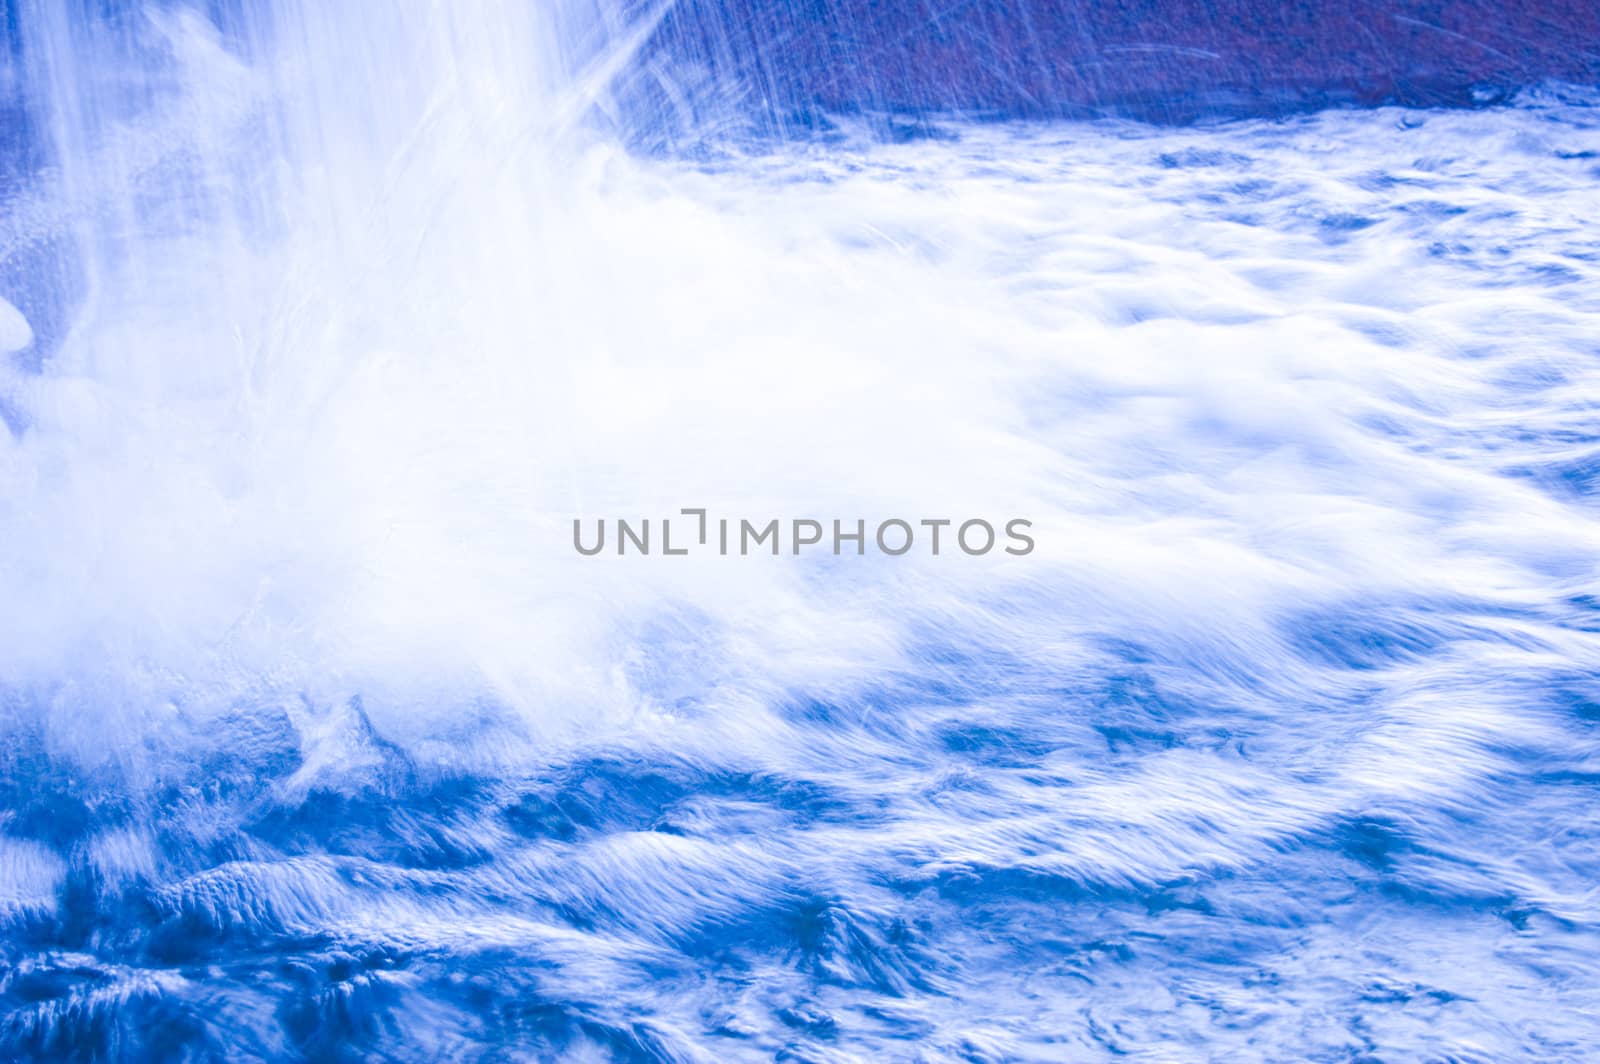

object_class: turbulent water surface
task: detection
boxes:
[2,6,1600,1062]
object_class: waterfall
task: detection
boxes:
[0,4,1597,1060]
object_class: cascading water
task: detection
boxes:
[2,3,1599,1061]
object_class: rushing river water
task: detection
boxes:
[2,4,1599,1061]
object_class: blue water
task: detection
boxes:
[3,5,1600,1061]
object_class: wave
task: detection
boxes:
[0,4,1598,1060]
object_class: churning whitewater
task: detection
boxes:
[1,4,1599,1061]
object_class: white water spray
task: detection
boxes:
[3,4,1600,1059]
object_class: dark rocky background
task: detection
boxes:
[629,0,1600,128]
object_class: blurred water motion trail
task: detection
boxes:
[2,4,1600,1061]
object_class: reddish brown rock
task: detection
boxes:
[637,0,1600,125]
